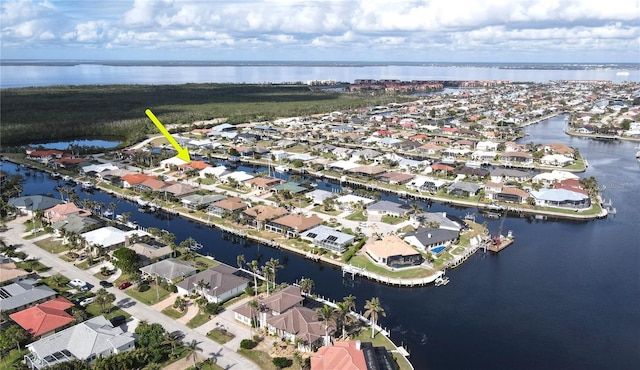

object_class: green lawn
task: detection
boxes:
[0,348,28,369]
[162,306,188,319]
[381,215,404,225]
[206,327,236,344]
[311,205,342,216]
[34,237,68,253]
[84,303,130,320]
[237,349,278,370]
[348,255,435,279]
[15,260,50,273]
[125,283,171,305]
[186,312,212,328]
[346,210,367,221]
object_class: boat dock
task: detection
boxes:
[486,237,515,253]
[341,264,443,287]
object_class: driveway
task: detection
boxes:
[3,217,260,370]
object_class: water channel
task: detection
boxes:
[2,114,639,369]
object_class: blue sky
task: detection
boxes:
[2,0,639,63]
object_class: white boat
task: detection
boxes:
[102,210,114,217]
[80,181,95,190]
[274,165,290,173]
[188,241,203,250]
[434,276,450,287]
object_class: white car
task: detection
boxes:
[79,297,94,307]
[68,279,89,291]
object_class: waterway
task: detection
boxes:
[2,62,638,88]
[2,115,639,369]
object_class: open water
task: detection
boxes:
[1,63,639,368]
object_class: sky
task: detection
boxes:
[1,0,639,63]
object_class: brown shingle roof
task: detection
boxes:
[270,214,323,232]
[243,205,289,222]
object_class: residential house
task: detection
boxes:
[414,212,464,231]
[305,189,337,205]
[128,242,174,266]
[532,170,579,185]
[44,203,91,223]
[219,171,255,185]
[311,340,396,370]
[366,200,410,219]
[162,182,198,199]
[139,258,197,284]
[476,141,500,151]
[199,165,231,179]
[351,149,381,161]
[300,225,355,253]
[494,187,530,204]
[544,143,575,158]
[271,182,310,194]
[540,154,574,167]
[266,214,324,238]
[490,168,533,183]
[81,227,150,253]
[24,316,136,370]
[207,197,248,217]
[0,278,58,314]
[377,171,415,185]
[417,143,445,155]
[8,195,63,216]
[51,214,102,236]
[347,165,387,178]
[181,194,227,210]
[0,257,30,285]
[242,205,289,230]
[447,182,481,197]
[245,177,285,191]
[176,264,249,303]
[332,147,353,159]
[9,297,75,337]
[405,227,459,252]
[529,188,591,209]
[79,163,119,176]
[500,151,534,166]
[363,235,424,268]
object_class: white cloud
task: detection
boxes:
[1,0,638,61]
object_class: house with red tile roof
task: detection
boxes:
[311,341,395,370]
[44,202,91,223]
[266,214,323,238]
[9,297,75,337]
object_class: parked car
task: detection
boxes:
[109,315,127,327]
[99,280,113,288]
[79,297,94,307]
[68,279,89,291]
[118,281,132,290]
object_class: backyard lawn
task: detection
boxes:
[34,237,68,253]
[126,283,171,305]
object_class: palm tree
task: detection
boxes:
[50,274,67,288]
[162,331,183,358]
[195,279,211,296]
[409,202,423,219]
[265,257,283,292]
[94,288,116,314]
[314,304,337,345]
[261,265,274,296]
[108,202,117,220]
[335,301,353,340]
[196,296,209,314]
[184,339,203,369]
[299,278,314,295]
[249,260,260,295]
[247,299,259,337]
[173,296,187,312]
[363,297,386,339]
[236,254,245,269]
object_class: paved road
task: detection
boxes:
[3,216,260,370]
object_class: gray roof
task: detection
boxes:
[300,225,355,245]
[181,194,227,206]
[51,214,101,234]
[447,182,481,193]
[305,189,336,203]
[408,227,459,247]
[416,212,463,231]
[139,258,197,281]
[0,279,57,312]
[176,264,249,296]
[490,168,533,178]
[530,188,589,202]
[27,316,135,366]
[366,200,409,215]
[8,195,63,211]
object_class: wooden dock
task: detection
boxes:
[486,238,514,253]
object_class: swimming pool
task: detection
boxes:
[431,246,446,254]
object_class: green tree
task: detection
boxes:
[249,260,260,295]
[299,278,314,295]
[94,288,116,314]
[364,297,386,339]
[314,304,337,345]
[135,322,168,363]
[236,254,245,269]
[248,299,259,337]
[185,339,203,370]
[112,247,140,274]
[265,257,283,293]
[162,331,183,358]
[50,273,68,288]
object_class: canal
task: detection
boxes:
[2,113,639,369]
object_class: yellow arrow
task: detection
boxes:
[145,109,191,162]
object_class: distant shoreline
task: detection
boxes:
[2,59,639,70]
